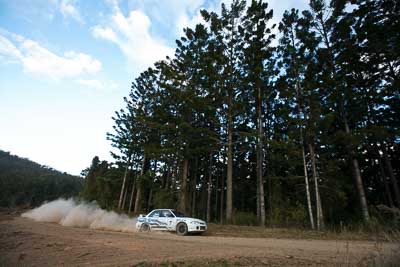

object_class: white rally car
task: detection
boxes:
[136,209,207,235]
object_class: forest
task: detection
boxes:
[0,150,84,207]
[81,0,399,230]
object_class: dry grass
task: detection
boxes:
[366,230,400,267]
[205,223,381,241]
[329,229,400,267]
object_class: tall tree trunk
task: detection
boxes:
[147,188,153,212]
[179,159,189,214]
[320,5,370,221]
[309,143,324,230]
[264,109,272,222]
[118,156,131,209]
[378,157,394,207]
[343,116,370,222]
[351,156,370,222]
[206,154,213,222]
[128,174,136,213]
[256,177,260,223]
[201,180,208,219]
[215,174,219,222]
[294,80,315,229]
[147,160,157,212]
[134,155,146,214]
[226,93,233,224]
[292,38,315,229]
[302,138,315,229]
[164,165,171,190]
[171,157,178,191]
[256,86,265,227]
[191,182,196,217]
[192,158,198,217]
[134,183,142,214]
[220,173,225,224]
[382,147,400,207]
[122,184,128,210]
[268,170,272,222]
[265,107,273,222]
[161,166,167,189]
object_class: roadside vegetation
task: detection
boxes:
[80,0,399,233]
[207,224,400,242]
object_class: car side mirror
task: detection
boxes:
[139,214,144,218]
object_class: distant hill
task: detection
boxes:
[0,150,84,207]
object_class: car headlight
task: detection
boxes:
[191,221,201,225]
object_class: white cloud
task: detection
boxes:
[0,35,22,58]
[92,26,119,43]
[60,0,84,23]
[124,0,207,35]
[176,9,206,34]
[92,5,174,73]
[166,0,206,33]
[18,0,85,24]
[0,30,101,79]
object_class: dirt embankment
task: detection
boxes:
[0,212,397,266]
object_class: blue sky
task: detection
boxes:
[0,0,308,175]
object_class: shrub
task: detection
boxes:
[233,211,258,226]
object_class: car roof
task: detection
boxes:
[149,209,173,213]
[152,209,172,211]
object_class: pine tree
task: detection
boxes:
[241,0,275,226]
[202,0,247,224]
[278,8,316,229]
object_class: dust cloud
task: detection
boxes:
[22,198,137,233]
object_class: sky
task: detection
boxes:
[0,0,308,176]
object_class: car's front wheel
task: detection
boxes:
[176,222,188,236]
[140,223,151,233]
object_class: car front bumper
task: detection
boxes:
[187,224,207,232]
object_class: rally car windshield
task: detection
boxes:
[171,210,186,217]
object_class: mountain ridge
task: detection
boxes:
[0,149,84,207]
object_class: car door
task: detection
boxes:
[156,210,169,230]
[147,210,163,229]
[160,210,176,230]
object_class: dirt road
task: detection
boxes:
[0,213,396,266]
